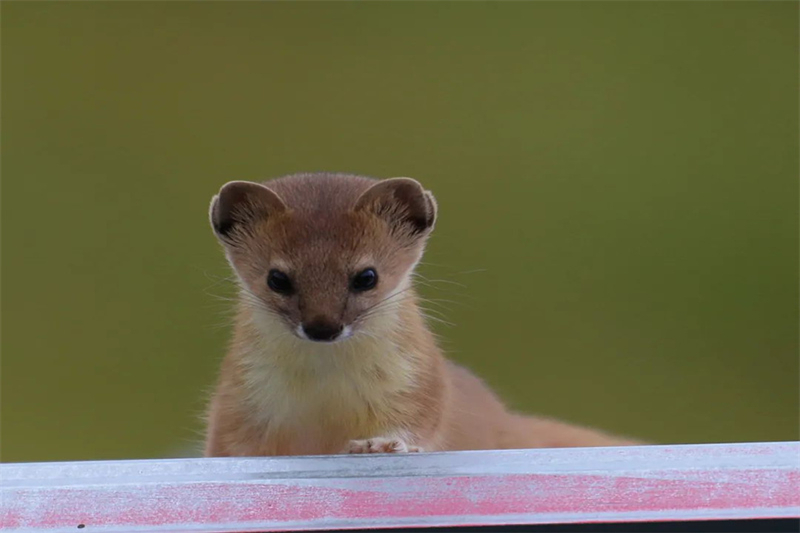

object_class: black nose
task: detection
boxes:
[302,320,343,342]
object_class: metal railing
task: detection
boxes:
[2,442,798,532]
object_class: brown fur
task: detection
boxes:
[205,172,639,457]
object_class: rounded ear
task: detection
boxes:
[354,177,437,235]
[209,181,287,241]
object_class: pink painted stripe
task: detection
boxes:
[2,442,799,532]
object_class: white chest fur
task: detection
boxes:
[238,312,418,439]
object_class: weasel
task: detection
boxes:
[205,173,638,456]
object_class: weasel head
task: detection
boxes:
[209,173,437,344]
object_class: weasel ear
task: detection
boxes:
[354,177,437,235]
[209,181,287,241]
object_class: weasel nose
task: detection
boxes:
[302,320,344,342]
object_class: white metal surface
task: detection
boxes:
[2,442,799,532]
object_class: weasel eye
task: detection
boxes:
[351,268,378,292]
[267,269,294,295]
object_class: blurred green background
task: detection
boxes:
[2,2,797,462]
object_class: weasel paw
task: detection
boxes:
[345,438,422,454]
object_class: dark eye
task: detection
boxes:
[267,269,294,295]
[351,268,378,292]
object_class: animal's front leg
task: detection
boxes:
[344,437,423,454]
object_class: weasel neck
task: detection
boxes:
[230,290,434,437]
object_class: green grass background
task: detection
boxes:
[2,2,797,462]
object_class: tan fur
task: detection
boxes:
[205,173,639,457]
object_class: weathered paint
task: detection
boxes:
[2,442,798,532]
